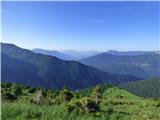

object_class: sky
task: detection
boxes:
[2,1,160,51]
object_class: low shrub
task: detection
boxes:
[2,92,17,101]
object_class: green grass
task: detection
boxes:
[101,87,160,120]
[1,83,160,120]
[2,102,102,120]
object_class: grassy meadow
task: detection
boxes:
[1,83,160,120]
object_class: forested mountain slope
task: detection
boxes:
[1,43,139,90]
[79,53,160,78]
[120,78,160,98]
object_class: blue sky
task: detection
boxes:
[2,1,159,51]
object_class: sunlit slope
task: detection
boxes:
[2,83,160,120]
[100,87,160,120]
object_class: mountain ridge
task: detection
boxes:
[79,52,160,78]
[32,48,75,60]
[1,43,140,90]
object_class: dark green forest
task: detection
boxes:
[120,78,160,99]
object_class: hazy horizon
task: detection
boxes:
[2,42,159,53]
[2,1,159,51]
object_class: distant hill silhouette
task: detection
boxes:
[32,48,75,60]
[106,50,154,56]
[61,50,99,59]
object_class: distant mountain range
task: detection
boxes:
[32,49,99,60]
[61,50,99,59]
[79,52,160,78]
[32,48,75,60]
[32,49,159,61]
[1,43,140,90]
[106,50,157,56]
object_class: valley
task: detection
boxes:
[1,43,160,120]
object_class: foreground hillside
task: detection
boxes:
[2,83,160,120]
[1,43,139,89]
[120,78,160,99]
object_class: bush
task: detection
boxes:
[91,85,102,105]
[28,88,36,94]
[2,92,17,101]
[12,86,22,96]
[55,88,74,104]
[81,97,100,113]
[65,97,100,113]
[32,91,45,105]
